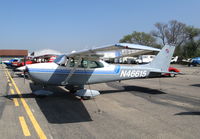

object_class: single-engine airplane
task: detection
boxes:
[18,43,175,99]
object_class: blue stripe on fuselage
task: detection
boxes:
[28,65,121,75]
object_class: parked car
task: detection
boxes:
[188,57,200,66]
[4,58,21,67]
[12,59,36,67]
[164,67,181,77]
[171,56,178,63]
[135,55,155,64]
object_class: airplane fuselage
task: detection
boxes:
[27,62,153,86]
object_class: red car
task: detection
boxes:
[12,59,36,67]
[164,67,180,77]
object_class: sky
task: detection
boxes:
[0,0,200,53]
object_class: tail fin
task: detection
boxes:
[147,45,175,71]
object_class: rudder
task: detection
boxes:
[147,45,175,71]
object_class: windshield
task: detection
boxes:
[54,55,65,63]
[54,55,67,64]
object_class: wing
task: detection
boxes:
[115,49,158,58]
[67,43,160,60]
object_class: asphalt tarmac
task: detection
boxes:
[0,64,200,139]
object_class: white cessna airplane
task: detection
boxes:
[18,43,175,99]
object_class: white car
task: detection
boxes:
[135,55,155,64]
[171,56,178,63]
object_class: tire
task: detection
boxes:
[170,73,175,77]
[170,70,176,77]
[81,96,91,100]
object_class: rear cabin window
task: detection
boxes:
[69,59,104,68]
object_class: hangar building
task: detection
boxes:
[0,49,28,61]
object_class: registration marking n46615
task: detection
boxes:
[120,70,147,78]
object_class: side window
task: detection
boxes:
[96,61,104,68]
[69,59,75,67]
[69,59,88,68]
[77,60,88,68]
[68,59,104,69]
[88,61,104,68]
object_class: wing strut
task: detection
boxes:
[61,57,82,85]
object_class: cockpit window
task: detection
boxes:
[54,55,68,65]
[69,59,75,67]
[54,55,64,63]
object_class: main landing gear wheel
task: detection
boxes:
[81,96,92,100]
[69,89,76,93]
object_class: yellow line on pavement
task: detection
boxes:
[13,98,19,107]
[19,116,31,136]
[4,71,8,78]
[6,70,47,139]
[10,89,15,94]
[10,89,19,106]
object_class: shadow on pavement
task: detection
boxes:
[30,83,92,124]
[104,82,166,95]
[175,111,200,116]
[4,83,92,124]
[190,84,200,87]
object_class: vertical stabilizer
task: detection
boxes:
[147,45,175,71]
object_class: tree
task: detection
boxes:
[120,31,159,47]
[151,20,187,47]
[151,20,200,58]
[119,34,132,43]
[119,20,200,58]
[185,26,200,41]
[151,23,168,45]
[182,26,200,58]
